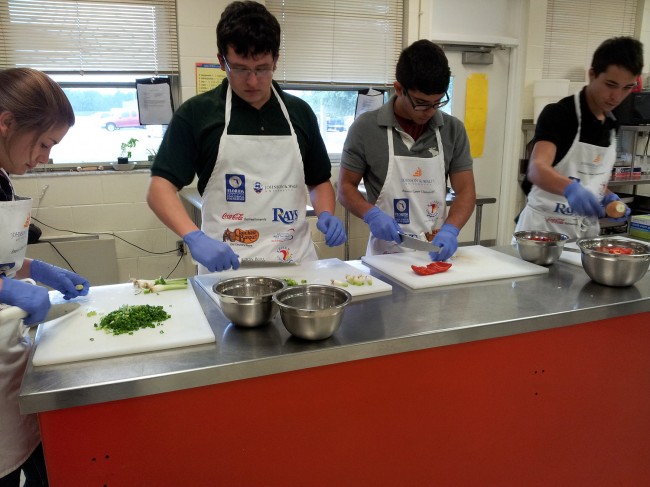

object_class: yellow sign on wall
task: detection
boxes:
[196,63,226,95]
[465,73,488,158]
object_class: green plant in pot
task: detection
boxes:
[118,138,138,164]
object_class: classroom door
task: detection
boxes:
[444,47,511,245]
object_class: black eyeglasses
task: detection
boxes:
[404,89,449,111]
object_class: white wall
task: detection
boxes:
[12,0,650,285]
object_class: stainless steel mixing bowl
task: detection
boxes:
[513,230,570,265]
[273,284,352,340]
[213,276,287,327]
[577,237,650,287]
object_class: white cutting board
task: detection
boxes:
[194,258,392,305]
[362,245,549,290]
[32,283,215,366]
[559,236,649,267]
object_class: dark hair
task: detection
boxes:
[0,68,74,155]
[591,36,644,77]
[396,40,451,95]
[217,1,281,59]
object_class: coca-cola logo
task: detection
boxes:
[222,212,244,221]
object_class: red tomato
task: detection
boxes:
[594,246,634,255]
[411,261,452,276]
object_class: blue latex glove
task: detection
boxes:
[429,223,459,262]
[316,211,347,247]
[184,230,240,272]
[30,260,90,300]
[0,277,51,325]
[563,179,604,218]
[601,192,631,223]
[363,206,401,243]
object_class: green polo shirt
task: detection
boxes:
[152,79,331,195]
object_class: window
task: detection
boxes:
[543,0,638,81]
[268,0,404,157]
[0,0,178,167]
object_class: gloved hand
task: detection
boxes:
[317,211,346,247]
[601,192,631,223]
[0,277,51,325]
[563,179,604,218]
[363,206,401,243]
[30,260,90,300]
[429,223,459,262]
[183,230,240,272]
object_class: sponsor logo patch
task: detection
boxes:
[226,174,245,202]
[222,228,259,244]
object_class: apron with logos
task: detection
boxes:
[0,180,39,477]
[367,126,447,255]
[517,92,615,239]
[200,85,317,273]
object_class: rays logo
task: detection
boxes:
[272,208,299,224]
[226,174,245,202]
[253,182,263,194]
[277,246,294,263]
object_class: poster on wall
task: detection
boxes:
[196,63,226,95]
[136,77,174,125]
[464,73,488,158]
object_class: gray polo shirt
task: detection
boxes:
[340,95,473,203]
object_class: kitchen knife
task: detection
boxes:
[398,232,442,253]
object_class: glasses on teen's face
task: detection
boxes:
[223,57,275,80]
[404,89,449,111]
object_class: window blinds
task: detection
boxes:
[0,0,178,74]
[267,0,404,86]
[543,0,638,82]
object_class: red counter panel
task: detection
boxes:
[39,312,650,486]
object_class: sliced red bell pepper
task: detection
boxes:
[411,261,452,276]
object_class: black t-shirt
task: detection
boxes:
[521,88,618,194]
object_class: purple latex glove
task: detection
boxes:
[563,179,604,218]
[601,192,631,223]
[317,211,347,247]
[30,260,89,300]
[429,223,459,262]
[363,206,401,243]
[0,277,51,325]
[183,230,240,272]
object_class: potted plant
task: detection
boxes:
[146,148,158,163]
[118,138,138,164]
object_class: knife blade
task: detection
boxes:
[398,232,442,253]
[238,260,298,268]
[3,301,82,327]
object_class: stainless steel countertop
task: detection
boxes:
[19,246,650,414]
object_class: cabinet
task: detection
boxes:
[611,125,650,194]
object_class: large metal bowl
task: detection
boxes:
[577,238,650,287]
[213,276,287,327]
[513,230,570,265]
[273,284,352,340]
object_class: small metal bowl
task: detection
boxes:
[213,276,287,327]
[273,284,352,340]
[513,230,570,265]
[577,237,650,287]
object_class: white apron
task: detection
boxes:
[516,92,615,239]
[0,185,40,478]
[200,85,316,273]
[367,125,447,255]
